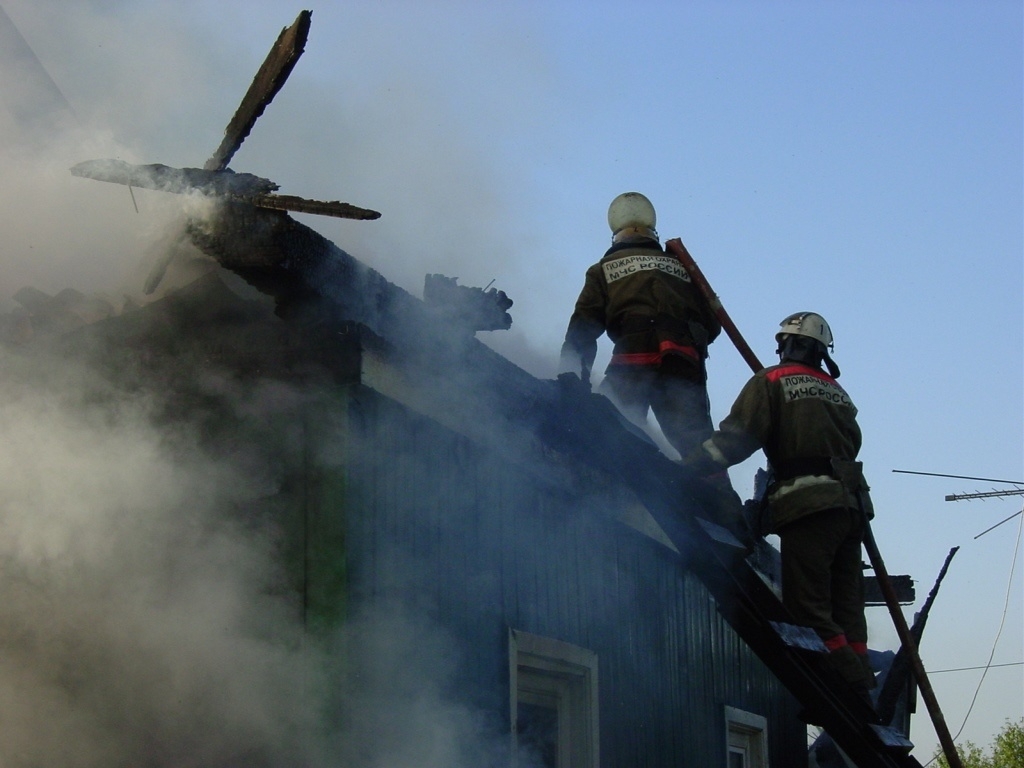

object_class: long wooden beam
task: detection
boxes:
[204,10,312,171]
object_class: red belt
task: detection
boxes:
[610,341,698,366]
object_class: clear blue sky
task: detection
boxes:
[1,0,1021,761]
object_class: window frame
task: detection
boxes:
[509,629,599,768]
[724,705,769,768]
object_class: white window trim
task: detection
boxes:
[509,629,599,768]
[724,705,769,768]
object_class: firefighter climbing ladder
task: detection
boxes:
[541,383,922,768]
[665,237,962,768]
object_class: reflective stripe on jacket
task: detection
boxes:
[703,362,864,530]
[560,238,720,376]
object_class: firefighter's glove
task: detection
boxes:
[556,347,592,386]
[680,446,726,480]
[556,371,591,397]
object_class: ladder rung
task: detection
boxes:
[770,620,829,653]
[870,724,915,754]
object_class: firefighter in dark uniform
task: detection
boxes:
[685,312,876,700]
[559,192,722,460]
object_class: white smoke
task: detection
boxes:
[329,608,510,768]
[0,347,323,765]
[0,338,515,767]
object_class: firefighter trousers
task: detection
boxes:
[600,364,713,459]
[778,506,873,687]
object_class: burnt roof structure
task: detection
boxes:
[69,10,379,298]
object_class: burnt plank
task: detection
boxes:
[250,193,381,220]
[866,575,915,606]
[204,10,312,171]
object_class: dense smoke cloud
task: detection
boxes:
[0,346,321,765]
[0,340,513,767]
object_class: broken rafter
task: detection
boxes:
[71,159,278,197]
[204,10,312,172]
[70,159,381,221]
[875,547,958,725]
[249,193,380,221]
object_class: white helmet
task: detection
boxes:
[607,192,658,243]
[776,312,833,349]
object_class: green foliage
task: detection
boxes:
[993,719,1024,766]
[932,719,1024,768]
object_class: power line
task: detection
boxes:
[948,506,1024,744]
[975,510,1024,540]
[892,469,1024,485]
[929,661,1023,674]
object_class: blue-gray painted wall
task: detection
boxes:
[309,385,807,766]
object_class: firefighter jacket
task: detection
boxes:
[698,361,867,531]
[560,238,721,381]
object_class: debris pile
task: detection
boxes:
[423,274,513,332]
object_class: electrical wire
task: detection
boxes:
[949,506,1024,743]
[892,469,1024,485]
[929,661,1023,674]
[975,509,1024,539]
[920,509,1023,768]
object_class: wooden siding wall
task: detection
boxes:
[306,386,806,767]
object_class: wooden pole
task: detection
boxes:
[664,238,764,372]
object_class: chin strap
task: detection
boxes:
[778,336,841,378]
[823,351,841,379]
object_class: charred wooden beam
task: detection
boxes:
[71,159,278,197]
[249,193,380,221]
[423,274,512,332]
[875,547,958,727]
[70,160,381,221]
[866,574,915,606]
[205,10,312,172]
